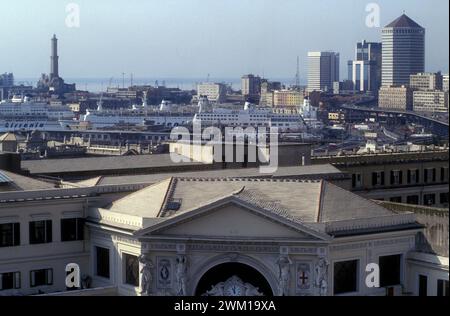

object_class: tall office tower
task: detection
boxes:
[348,41,382,93]
[241,74,261,97]
[50,34,59,80]
[382,14,425,86]
[307,52,340,92]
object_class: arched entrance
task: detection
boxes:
[195,262,274,296]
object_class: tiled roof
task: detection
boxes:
[106,177,411,231]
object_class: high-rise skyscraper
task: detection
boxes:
[241,74,262,99]
[348,41,382,94]
[381,14,425,87]
[307,52,340,92]
[50,34,59,80]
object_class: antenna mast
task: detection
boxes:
[295,56,300,90]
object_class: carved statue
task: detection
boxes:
[203,276,263,296]
[319,278,328,296]
[139,254,154,295]
[204,282,225,296]
[175,255,187,296]
[314,257,329,296]
[244,283,264,296]
[276,255,292,296]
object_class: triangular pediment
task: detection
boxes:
[135,198,329,241]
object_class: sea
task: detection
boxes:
[15,77,303,93]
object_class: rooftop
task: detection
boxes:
[79,164,346,186]
[95,177,418,236]
[385,14,423,28]
[0,169,56,192]
[21,154,203,175]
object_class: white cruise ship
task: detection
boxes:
[71,96,195,129]
[298,99,324,130]
[0,96,74,132]
[192,100,307,132]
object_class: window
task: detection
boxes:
[379,255,401,287]
[424,168,436,183]
[0,223,20,247]
[352,173,362,188]
[0,272,21,291]
[407,195,419,205]
[96,246,110,278]
[30,269,53,287]
[61,218,84,242]
[418,275,427,296]
[372,171,385,186]
[424,194,436,206]
[390,170,403,185]
[124,254,139,286]
[407,169,419,184]
[437,279,449,297]
[29,220,52,244]
[333,260,358,295]
[390,197,402,203]
[440,193,449,205]
[441,167,449,182]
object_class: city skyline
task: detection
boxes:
[0,0,448,80]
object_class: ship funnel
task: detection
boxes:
[142,91,148,108]
[198,96,209,113]
[160,100,170,111]
[97,94,104,111]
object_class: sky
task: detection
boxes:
[0,0,448,83]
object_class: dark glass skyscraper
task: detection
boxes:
[348,41,382,94]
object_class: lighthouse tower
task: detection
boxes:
[50,34,59,80]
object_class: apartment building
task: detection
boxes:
[379,85,413,110]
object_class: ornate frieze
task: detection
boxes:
[148,243,177,251]
[113,235,140,245]
[330,237,413,252]
[330,242,370,252]
[147,242,318,255]
[373,237,414,247]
